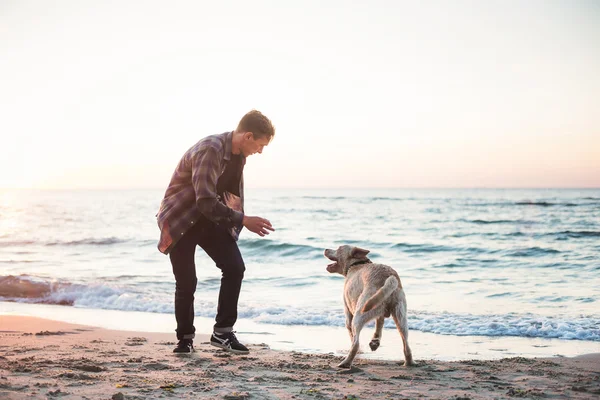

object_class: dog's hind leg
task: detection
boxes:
[392,304,414,366]
[338,315,366,368]
[369,317,384,351]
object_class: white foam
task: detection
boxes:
[2,277,598,342]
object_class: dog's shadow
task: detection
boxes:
[334,359,419,374]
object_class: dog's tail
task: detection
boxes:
[362,276,399,313]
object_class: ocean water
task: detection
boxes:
[1,188,599,360]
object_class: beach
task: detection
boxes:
[1,315,598,400]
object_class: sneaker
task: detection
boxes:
[173,339,194,353]
[210,331,249,354]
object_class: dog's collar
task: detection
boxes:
[344,258,372,275]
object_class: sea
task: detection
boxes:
[1,188,599,361]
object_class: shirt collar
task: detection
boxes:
[223,131,233,161]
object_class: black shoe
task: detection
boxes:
[173,339,194,353]
[210,331,249,354]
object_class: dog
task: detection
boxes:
[324,245,414,368]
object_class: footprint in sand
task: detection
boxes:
[125,337,148,346]
[35,331,69,336]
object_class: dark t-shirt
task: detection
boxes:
[217,154,244,198]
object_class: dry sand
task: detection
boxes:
[0,315,598,399]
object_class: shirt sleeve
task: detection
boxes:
[191,147,244,229]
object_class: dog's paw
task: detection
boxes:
[337,361,352,369]
[399,359,415,367]
[369,339,380,351]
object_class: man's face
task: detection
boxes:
[242,133,270,157]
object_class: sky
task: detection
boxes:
[1,0,599,189]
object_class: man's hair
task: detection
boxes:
[237,110,275,141]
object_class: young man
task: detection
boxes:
[157,110,275,354]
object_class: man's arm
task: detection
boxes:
[191,147,244,229]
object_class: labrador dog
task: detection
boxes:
[324,245,413,368]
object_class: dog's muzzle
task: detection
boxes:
[326,262,338,272]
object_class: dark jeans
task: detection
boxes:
[169,220,245,340]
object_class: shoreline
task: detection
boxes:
[1,301,599,363]
[1,315,599,399]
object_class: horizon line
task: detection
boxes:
[1,186,599,191]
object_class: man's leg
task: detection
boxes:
[169,224,201,344]
[197,224,248,353]
[198,225,245,332]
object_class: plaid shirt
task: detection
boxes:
[156,131,245,254]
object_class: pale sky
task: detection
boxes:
[1,0,599,189]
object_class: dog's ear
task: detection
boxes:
[352,247,370,259]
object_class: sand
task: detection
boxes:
[0,315,598,399]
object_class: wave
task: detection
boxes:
[472,219,518,224]
[0,259,37,264]
[240,239,489,257]
[366,197,402,201]
[545,231,600,239]
[239,239,324,258]
[300,196,347,200]
[448,232,525,239]
[252,309,600,341]
[2,275,597,341]
[243,275,328,287]
[0,275,171,312]
[449,231,600,240]
[460,218,534,225]
[0,237,150,247]
[241,309,600,342]
[45,237,127,246]
[431,263,463,269]
[392,242,489,255]
[0,275,75,305]
[515,201,578,207]
[332,239,387,248]
[464,201,597,208]
[298,196,404,202]
[392,243,454,253]
[407,312,600,341]
[505,247,561,257]
[0,240,37,247]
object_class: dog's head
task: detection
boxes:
[324,245,371,276]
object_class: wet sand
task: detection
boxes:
[0,315,598,399]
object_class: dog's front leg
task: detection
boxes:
[344,303,354,342]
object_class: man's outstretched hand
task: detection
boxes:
[243,216,275,237]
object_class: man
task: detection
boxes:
[157,110,275,354]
